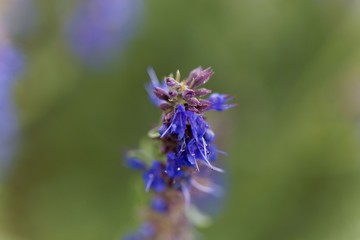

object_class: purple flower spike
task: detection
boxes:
[124,67,235,239]
[208,93,237,111]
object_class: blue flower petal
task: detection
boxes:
[208,93,236,111]
[160,105,186,140]
[125,156,147,171]
[143,161,167,192]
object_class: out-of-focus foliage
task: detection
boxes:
[2,0,360,240]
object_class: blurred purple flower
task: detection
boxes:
[0,44,24,178]
[125,67,235,238]
[65,0,143,67]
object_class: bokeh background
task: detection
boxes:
[2,0,360,239]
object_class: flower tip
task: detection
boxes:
[153,87,169,101]
[165,76,180,88]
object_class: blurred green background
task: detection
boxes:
[2,0,360,239]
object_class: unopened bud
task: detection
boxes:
[188,107,200,113]
[168,90,178,98]
[187,67,213,89]
[165,77,180,88]
[187,97,200,106]
[195,88,212,97]
[182,89,195,100]
[159,103,173,111]
[154,87,169,101]
[198,99,212,111]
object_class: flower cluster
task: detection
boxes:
[125,67,235,240]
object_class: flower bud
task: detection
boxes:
[154,87,169,101]
[188,107,200,113]
[197,99,212,112]
[159,102,173,111]
[195,88,212,97]
[182,89,195,100]
[165,77,180,88]
[187,97,200,106]
[186,67,213,89]
[185,67,202,86]
[168,90,178,98]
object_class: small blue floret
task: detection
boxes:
[143,161,167,192]
[125,156,147,171]
[208,93,236,111]
[160,105,187,140]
